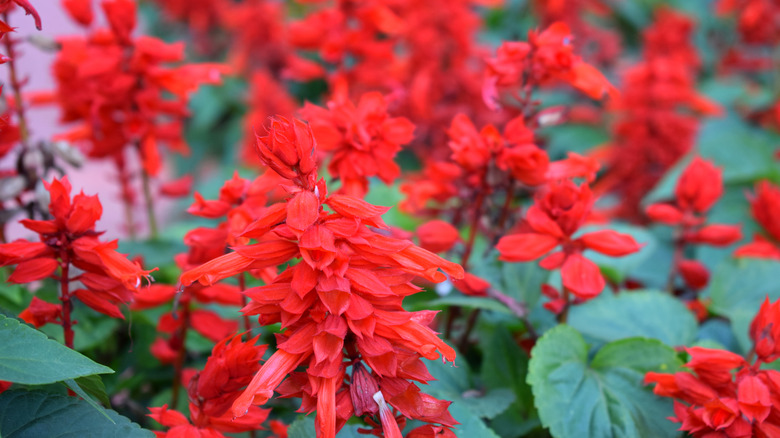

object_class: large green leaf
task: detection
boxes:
[481,327,533,413]
[0,315,113,385]
[568,290,697,346]
[0,389,152,437]
[704,258,780,352]
[527,326,682,438]
[480,327,540,438]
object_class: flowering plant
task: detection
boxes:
[0,2,778,438]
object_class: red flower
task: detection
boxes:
[735,181,780,260]
[416,220,460,254]
[149,334,272,437]
[645,158,741,291]
[484,22,616,109]
[0,177,155,346]
[645,297,780,436]
[181,117,462,438]
[301,92,414,197]
[498,180,641,299]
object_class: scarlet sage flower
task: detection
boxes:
[497,180,641,301]
[148,334,272,437]
[300,92,415,197]
[0,177,155,347]
[645,297,780,437]
[180,116,463,438]
[0,0,41,34]
[601,9,720,221]
[735,181,780,260]
[484,21,617,110]
[645,157,742,291]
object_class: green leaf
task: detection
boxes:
[72,375,109,406]
[500,260,549,310]
[479,296,542,438]
[287,415,316,438]
[568,290,697,346]
[428,295,513,315]
[0,315,113,385]
[426,356,515,420]
[704,258,780,351]
[64,379,113,423]
[449,403,501,438]
[0,389,153,437]
[527,326,682,438]
[481,327,533,414]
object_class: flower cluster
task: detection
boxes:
[497,180,641,310]
[484,21,616,110]
[646,157,742,291]
[301,92,415,197]
[603,8,721,221]
[0,177,155,347]
[148,334,276,437]
[180,117,464,438]
[735,181,780,260]
[645,297,780,437]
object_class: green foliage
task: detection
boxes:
[527,325,683,438]
[0,315,113,385]
[0,389,152,437]
[568,290,698,346]
[704,258,780,352]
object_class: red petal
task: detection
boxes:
[327,195,390,221]
[73,289,124,319]
[497,233,559,262]
[9,257,58,283]
[580,230,642,256]
[62,0,93,26]
[190,310,239,342]
[678,259,709,290]
[286,190,320,232]
[645,204,683,225]
[688,224,742,247]
[560,253,604,298]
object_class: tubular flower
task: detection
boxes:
[532,0,621,66]
[735,181,780,260]
[601,8,720,221]
[300,92,415,197]
[645,157,742,291]
[0,177,156,345]
[645,297,780,437]
[497,180,642,301]
[51,0,228,177]
[148,334,272,437]
[484,21,617,110]
[181,116,463,438]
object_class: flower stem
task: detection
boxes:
[141,168,158,240]
[2,15,30,149]
[170,302,190,409]
[59,259,74,349]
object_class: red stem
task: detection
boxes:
[557,287,571,324]
[2,15,30,149]
[170,302,190,409]
[59,255,74,349]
